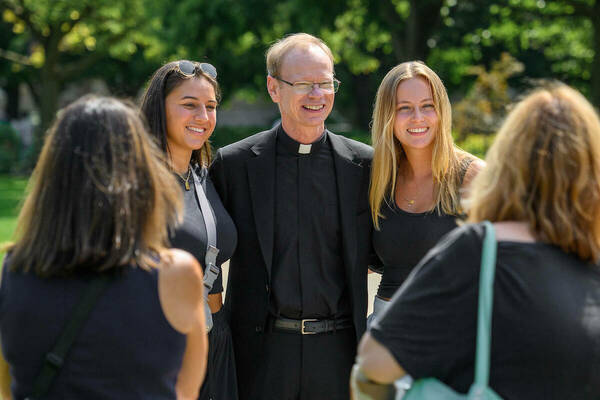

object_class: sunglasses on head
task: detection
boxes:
[175,60,217,79]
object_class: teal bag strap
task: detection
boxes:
[474,221,497,388]
[394,222,501,400]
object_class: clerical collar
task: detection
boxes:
[276,125,327,155]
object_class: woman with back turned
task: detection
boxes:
[355,84,600,398]
[0,96,207,399]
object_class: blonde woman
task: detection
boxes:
[355,84,600,398]
[368,61,483,322]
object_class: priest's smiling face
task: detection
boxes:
[267,44,335,142]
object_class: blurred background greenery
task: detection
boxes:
[0,0,598,245]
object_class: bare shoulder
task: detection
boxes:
[462,157,485,189]
[159,249,203,290]
[158,249,205,334]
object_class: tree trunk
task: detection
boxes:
[382,0,444,63]
[34,30,62,153]
[5,81,19,119]
[351,73,374,131]
[38,68,59,146]
[406,0,421,60]
[379,1,407,61]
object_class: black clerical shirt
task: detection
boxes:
[270,126,351,319]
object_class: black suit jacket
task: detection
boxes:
[210,125,374,398]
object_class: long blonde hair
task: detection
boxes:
[370,61,470,229]
[468,84,600,262]
[7,96,182,277]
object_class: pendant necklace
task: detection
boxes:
[176,167,192,191]
[398,174,419,208]
[402,195,416,207]
[400,192,417,208]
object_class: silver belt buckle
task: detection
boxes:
[301,318,318,335]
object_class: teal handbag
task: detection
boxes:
[402,221,502,400]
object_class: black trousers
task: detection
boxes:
[199,309,238,400]
[250,326,356,400]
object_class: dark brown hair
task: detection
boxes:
[7,96,182,276]
[140,60,221,167]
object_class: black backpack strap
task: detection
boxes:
[27,275,111,400]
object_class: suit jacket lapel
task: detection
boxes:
[247,128,277,282]
[329,132,364,275]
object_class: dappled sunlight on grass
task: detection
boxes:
[0,176,28,265]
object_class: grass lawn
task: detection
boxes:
[0,175,28,264]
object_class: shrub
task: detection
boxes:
[453,53,523,140]
[455,133,495,159]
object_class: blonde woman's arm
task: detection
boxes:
[158,249,208,400]
[461,158,485,202]
[462,159,485,191]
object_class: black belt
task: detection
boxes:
[272,317,353,335]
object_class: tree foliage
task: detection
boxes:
[453,53,524,139]
[0,0,597,153]
[0,0,152,148]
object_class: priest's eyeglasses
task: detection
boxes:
[273,76,341,94]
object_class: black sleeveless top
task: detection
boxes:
[373,202,459,298]
[373,159,472,299]
[0,263,186,399]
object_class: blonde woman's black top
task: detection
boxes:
[373,200,458,298]
[373,158,472,299]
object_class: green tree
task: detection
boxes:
[320,0,447,128]
[434,0,598,105]
[0,0,151,151]
[2,0,597,148]
[149,0,452,130]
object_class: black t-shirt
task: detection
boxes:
[169,173,237,294]
[370,222,600,399]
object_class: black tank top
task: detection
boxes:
[373,158,472,298]
[373,202,458,298]
[0,263,186,399]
